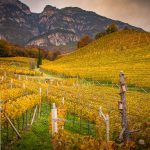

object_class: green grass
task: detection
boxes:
[11,102,52,150]
[10,101,97,150]
[10,101,96,150]
[64,113,96,137]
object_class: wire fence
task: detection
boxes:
[1,71,149,148]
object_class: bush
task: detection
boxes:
[106,23,118,34]
[49,51,61,61]
[29,60,36,69]
[77,35,92,48]
[95,32,107,40]
[0,40,61,61]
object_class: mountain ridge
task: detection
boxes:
[0,0,144,51]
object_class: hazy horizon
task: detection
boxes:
[20,0,150,32]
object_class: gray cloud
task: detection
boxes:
[20,0,150,31]
[98,0,150,31]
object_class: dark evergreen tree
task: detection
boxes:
[37,49,42,68]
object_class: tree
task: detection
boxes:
[106,23,118,34]
[37,49,42,68]
[77,35,92,48]
[123,26,130,30]
[0,40,12,57]
[49,51,61,61]
[95,32,106,40]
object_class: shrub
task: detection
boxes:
[77,35,92,48]
[106,23,118,34]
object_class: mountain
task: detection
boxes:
[40,30,150,87]
[0,0,143,51]
[26,29,79,52]
[0,0,40,44]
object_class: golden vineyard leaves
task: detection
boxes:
[1,94,41,121]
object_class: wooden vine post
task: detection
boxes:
[39,88,42,117]
[18,75,21,80]
[22,83,25,90]
[62,97,65,105]
[31,105,38,125]
[52,103,58,136]
[0,99,21,139]
[118,71,130,143]
[99,106,109,143]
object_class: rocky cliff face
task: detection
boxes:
[0,0,39,44]
[0,0,143,51]
[0,34,6,40]
[27,30,79,47]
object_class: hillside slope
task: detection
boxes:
[41,30,150,87]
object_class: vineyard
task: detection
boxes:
[0,30,150,150]
[40,30,150,88]
[0,54,150,149]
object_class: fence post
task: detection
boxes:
[57,81,59,86]
[18,75,21,80]
[22,83,25,90]
[106,114,109,143]
[118,71,130,143]
[31,105,38,125]
[38,88,42,117]
[39,88,42,96]
[4,114,21,139]
[52,103,58,136]
[99,106,109,143]
[62,97,65,105]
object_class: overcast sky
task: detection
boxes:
[20,0,150,31]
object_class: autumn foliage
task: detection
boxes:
[0,40,61,61]
[77,35,92,48]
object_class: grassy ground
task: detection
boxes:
[8,102,97,150]
[11,102,52,150]
[65,113,96,137]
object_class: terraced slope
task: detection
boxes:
[41,30,150,87]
